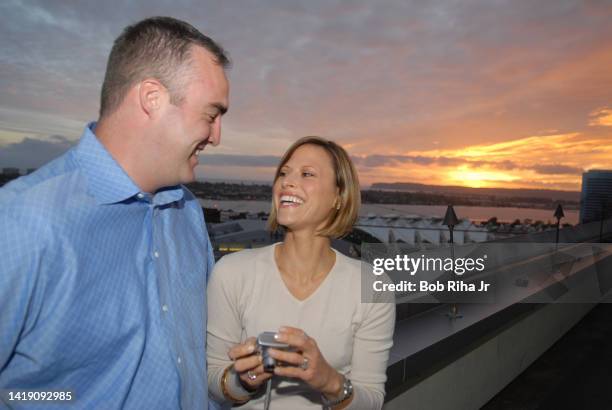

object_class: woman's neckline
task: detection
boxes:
[271,242,338,304]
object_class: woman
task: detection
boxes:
[207,137,395,409]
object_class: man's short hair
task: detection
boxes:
[100,16,230,117]
[267,136,361,238]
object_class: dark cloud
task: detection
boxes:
[351,154,512,169]
[0,136,281,170]
[0,136,74,169]
[351,153,583,177]
[199,154,280,168]
[532,164,583,175]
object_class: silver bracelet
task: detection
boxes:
[321,376,353,409]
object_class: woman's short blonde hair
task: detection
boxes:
[267,136,361,238]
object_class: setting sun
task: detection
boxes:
[447,166,519,188]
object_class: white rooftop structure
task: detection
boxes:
[355,215,489,245]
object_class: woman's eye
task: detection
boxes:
[302,172,314,177]
[278,171,287,177]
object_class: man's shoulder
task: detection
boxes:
[0,149,81,215]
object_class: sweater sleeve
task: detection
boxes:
[206,255,253,404]
[345,276,396,409]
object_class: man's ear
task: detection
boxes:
[138,79,165,116]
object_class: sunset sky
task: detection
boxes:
[1,0,610,190]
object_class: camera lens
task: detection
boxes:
[261,347,276,371]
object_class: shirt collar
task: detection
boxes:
[152,185,185,207]
[75,122,184,206]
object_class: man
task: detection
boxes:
[0,17,229,409]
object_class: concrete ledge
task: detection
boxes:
[384,302,594,410]
[383,252,612,409]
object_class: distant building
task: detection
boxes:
[2,167,20,176]
[580,170,612,224]
[354,215,490,245]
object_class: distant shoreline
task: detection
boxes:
[198,199,580,225]
[186,181,580,212]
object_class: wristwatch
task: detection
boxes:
[322,376,353,409]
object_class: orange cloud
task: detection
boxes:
[589,107,612,127]
[355,131,611,190]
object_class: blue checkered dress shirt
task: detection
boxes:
[0,123,215,409]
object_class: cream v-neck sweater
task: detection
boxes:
[207,244,395,409]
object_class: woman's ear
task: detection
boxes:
[334,196,341,210]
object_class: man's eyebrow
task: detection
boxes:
[210,103,228,115]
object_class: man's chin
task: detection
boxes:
[182,174,196,185]
[174,170,196,187]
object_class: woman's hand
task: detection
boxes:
[228,337,272,391]
[269,326,345,399]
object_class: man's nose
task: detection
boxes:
[208,118,222,146]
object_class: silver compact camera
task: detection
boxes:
[257,331,292,372]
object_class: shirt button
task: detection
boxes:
[162,304,169,312]
[153,251,159,258]
[177,356,182,364]
[137,193,144,199]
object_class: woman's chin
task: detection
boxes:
[277,218,310,233]
[277,218,297,231]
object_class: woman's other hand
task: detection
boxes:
[270,326,345,400]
